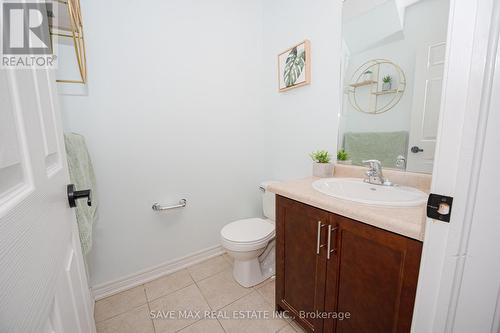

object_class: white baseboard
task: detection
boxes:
[91,245,225,301]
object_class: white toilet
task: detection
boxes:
[220,182,276,287]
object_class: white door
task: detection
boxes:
[451,37,500,330]
[411,0,499,331]
[0,67,96,332]
[406,42,446,173]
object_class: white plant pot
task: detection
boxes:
[312,163,334,178]
[382,82,392,91]
[336,159,352,165]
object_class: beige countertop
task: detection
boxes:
[268,167,430,241]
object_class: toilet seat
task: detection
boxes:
[221,218,275,252]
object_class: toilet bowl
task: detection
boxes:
[220,182,277,287]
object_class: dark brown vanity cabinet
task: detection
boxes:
[275,195,330,332]
[276,195,423,333]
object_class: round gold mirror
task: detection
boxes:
[347,59,406,114]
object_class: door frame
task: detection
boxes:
[411,0,500,331]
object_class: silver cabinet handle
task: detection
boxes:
[317,221,327,254]
[152,199,187,211]
[327,225,338,260]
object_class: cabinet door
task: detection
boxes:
[326,216,422,333]
[323,215,340,333]
[276,196,330,332]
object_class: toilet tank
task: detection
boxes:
[260,181,278,221]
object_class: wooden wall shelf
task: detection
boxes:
[349,80,378,88]
[346,59,406,114]
[372,89,401,95]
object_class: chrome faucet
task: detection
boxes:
[362,159,392,186]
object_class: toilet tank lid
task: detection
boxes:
[259,181,279,191]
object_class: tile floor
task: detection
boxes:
[94,254,305,333]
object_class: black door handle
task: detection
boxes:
[67,184,92,207]
[411,146,424,153]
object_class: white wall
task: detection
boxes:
[60,0,266,286]
[343,0,403,54]
[263,0,343,180]
[59,0,343,286]
[342,0,449,134]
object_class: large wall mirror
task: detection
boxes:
[339,0,450,174]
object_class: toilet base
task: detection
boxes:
[223,239,276,288]
[232,258,272,288]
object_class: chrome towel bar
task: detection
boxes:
[152,199,187,211]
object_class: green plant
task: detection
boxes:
[310,150,331,163]
[383,75,392,83]
[363,70,373,75]
[284,47,306,87]
[337,149,349,161]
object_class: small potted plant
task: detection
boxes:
[382,75,392,91]
[362,70,373,82]
[336,149,352,165]
[310,150,334,178]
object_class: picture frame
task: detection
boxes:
[278,40,311,92]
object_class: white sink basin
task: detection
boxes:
[312,178,428,207]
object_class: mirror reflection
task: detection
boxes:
[339,0,450,173]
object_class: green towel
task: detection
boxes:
[343,131,409,168]
[64,133,97,256]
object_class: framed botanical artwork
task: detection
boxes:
[278,40,311,92]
